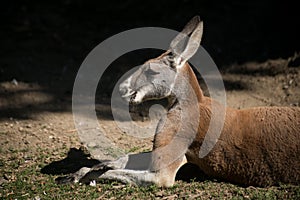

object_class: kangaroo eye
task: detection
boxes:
[166,56,176,68]
[145,68,159,75]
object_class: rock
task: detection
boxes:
[11,79,18,86]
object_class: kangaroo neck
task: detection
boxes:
[170,63,204,109]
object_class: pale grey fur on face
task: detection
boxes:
[119,16,203,105]
[119,56,177,104]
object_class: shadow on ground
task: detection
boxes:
[41,147,212,185]
[41,148,100,175]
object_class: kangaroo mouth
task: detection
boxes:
[129,91,138,104]
[121,91,135,98]
[121,90,138,104]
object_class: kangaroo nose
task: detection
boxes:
[119,87,128,96]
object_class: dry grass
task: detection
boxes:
[0,145,299,200]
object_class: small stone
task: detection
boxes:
[283,85,289,89]
[11,79,18,86]
[19,127,23,132]
[26,124,32,128]
[89,180,97,187]
[34,196,41,200]
[87,142,97,148]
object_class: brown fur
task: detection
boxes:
[159,63,300,187]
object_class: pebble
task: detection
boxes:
[11,78,18,86]
[283,85,289,89]
[87,142,97,148]
[34,196,41,200]
[89,180,97,187]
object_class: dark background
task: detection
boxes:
[0,0,299,111]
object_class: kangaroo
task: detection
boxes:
[58,16,300,187]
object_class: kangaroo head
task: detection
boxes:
[119,16,203,104]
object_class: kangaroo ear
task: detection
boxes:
[170,16,201,56]
[169,16,203,68]
[177,20,203,66]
